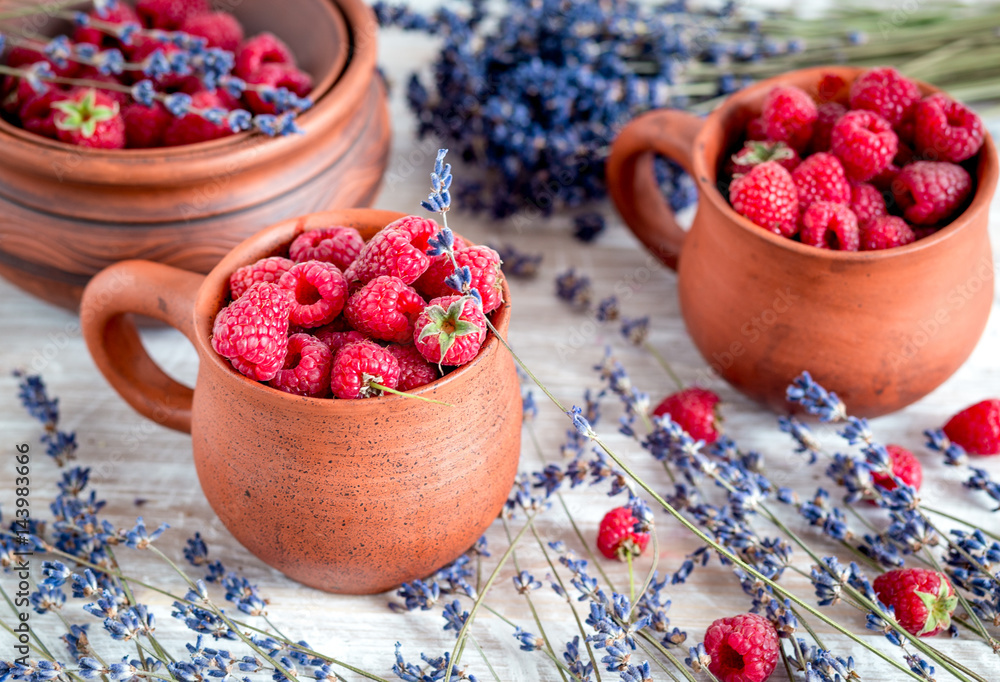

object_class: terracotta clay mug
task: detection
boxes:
[607,66,997,417]
[79,209,521,594]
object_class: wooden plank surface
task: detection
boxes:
[2,24,1000,682]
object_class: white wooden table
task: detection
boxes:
[2,23,1000,682]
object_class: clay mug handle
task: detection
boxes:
[606,110,704,271]
[80,261,204,434]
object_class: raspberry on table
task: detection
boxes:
[761,85,818,153]
[277,260,349,329]
[728,162,799,237]
[800,201,860,251]
[416,244,506,313]
[244,63,313,115]
[229,256,295,300]
[53,88,126,150]
[211,282,292,382]
[330,340,401,399]
[414,295,487,367]
[943,399,1000,456]
[268,333,333,398]
[849,182,889,227]
[891,161,972,225]
[344,275,426,343]
[386,344,440,391]
[871,444,923,498]
[809,101,846,153]
[652,387,722,444]
[703,613,779,682]
[289,226,365,271]
[830,109,898,182]
[596,507,649,561]
[860,216,915,251]
[313,328,366,356]
[914,93,986,163]
[162,90,236,146]
[348,215,439,285]
[873,568,957,637]
[235,32,296,80]
[849,66,922,128]
[791,152,851,214]
[180,11,245,52]
[136,0,210,30]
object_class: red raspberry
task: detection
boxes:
[914,93,986,164]
[129,38,190,88]
[849,182,888,227]
[180,11,245,52]
[313,328,366,355]
[860,216,915,251]
[277,261,349,329]
[873,568,957,637]
[652,387,722,444]
[416,245,506,314]
[229,256,295,300]
[18,90,69,140]
[943,399,1000,456]
[53,88,125,150]
[913,226,939,241]
[831,110,898,182]
[243,63,312,115]
[162,90,235,146]
[268,333,332,398]
[725,140,800,177]
[728,162,798,237]
[870,162,902,191]
[703,613,779,682]
[122,102,172,148]
[744,116,767,142]
[809,101,846,153]
[74,70,130,107]
[4,45,79,79]
[596,507,649,561]
[211,282,292,381]
[386,344,440,391]
[849,67,921,128]
[235,32,295,80]
[816,73,848,104]
[414,295,487,367]
[761,85,817,153]
[135,0,210,30]
[891,161,972,225]
[800,202,860,252]
[289,226,365,271]
[791,152,850,214]
[871,444,923,498]
[344,275,426,343]
[347,215,438,285]
[74,3,141,48]
[330,340,400,400]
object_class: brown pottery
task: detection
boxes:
[607,66,997,417]
[79,209,522,594]
[0,0,390,311]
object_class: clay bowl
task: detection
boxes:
[0,0,390,311]
[79,208,522,594]
[607,66,997,417]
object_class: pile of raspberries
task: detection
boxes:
[0,0,312,149]
[211,215,505,400]
[725,67,985,251]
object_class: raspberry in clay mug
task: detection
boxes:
[606,66,997,417]
[80,209,521,594]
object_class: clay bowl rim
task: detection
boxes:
[692,64,999,263]
[191,208,512,411]
[0,0,375,169]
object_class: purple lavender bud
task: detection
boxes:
[93,0,118,19]
[74,43,98,61]
[226,109,253,132]
[202,107,227,126]
[96,48,125,76]
[220,76,247,99]
[73,11,91,27]
[44,35,72,68]
[164,92,193,118]
[253,114,279,137]
[277,113,304,136]
[144,49,171,79]
[25,62,54,94]
[117,22,140,45]
[130,80,156,107]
